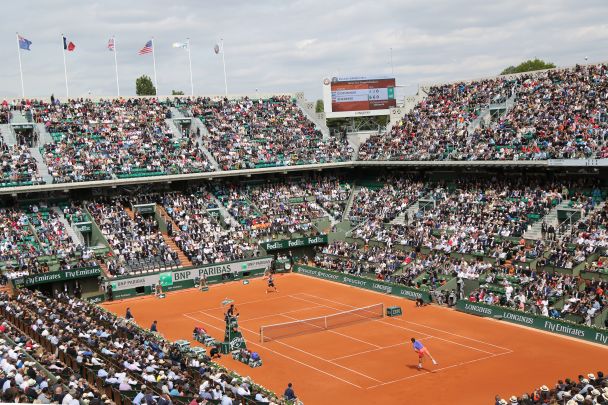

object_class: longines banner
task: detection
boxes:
[108,257,273,291]
[294,265,431,302]
[261,235,328,251]
[456,300,608,346]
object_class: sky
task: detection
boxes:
[1,0,607,101]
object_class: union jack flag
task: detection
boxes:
[107,38,115,51]
[138,40,153,55]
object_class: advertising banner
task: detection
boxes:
[294,265,430,302]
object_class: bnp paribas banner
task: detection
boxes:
[261,235,328,251]
[109,257,273,291]
[21,267,101,287]
[456,300,608,346]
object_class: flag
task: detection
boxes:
[172,42,188,49]
[139,40,153,55]
[108,38,115,51]
[18,35,32,51]
[213,43,220,54]
[63,36,75,52]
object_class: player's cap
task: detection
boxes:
[498,400,507,405]
[540,385,549,392]
[581,378,589,384]
[588,373,596,380]
[574,394,585,401]
[591,389,600,396]
[509,396,518,403]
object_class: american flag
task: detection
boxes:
[138,40,153,55]
[107,38,115,51]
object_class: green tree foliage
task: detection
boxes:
[315,99,324,113]
[171,90,185,95]
[136,75,156,96]
[501,59,556,75]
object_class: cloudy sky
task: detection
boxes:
[2,0,606,100]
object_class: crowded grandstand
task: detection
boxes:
[0,59,606,405]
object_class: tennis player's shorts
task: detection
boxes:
[418,347,428,358]
[268,282,275,287]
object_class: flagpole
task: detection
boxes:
[113,36,120,97]
[187,38,194,97]
[151,37,158,96]
[16,33,25,98]
[61,34,69,98]
[221,38,228,97]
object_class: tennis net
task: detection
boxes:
[260,303,384,342]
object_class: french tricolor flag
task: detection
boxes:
[63,36,75,52]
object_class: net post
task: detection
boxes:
[381,303,385,317]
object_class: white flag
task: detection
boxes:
[172,42,188,49]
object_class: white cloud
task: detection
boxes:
[1,0,607,100]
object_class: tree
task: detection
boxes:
[136,75,156,96]
[501,59,556,75]
[171,90,184,95]
[315,99,324,113]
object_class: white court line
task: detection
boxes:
[183,313,362,389]
[183,293,289,315]
[365,351,514,389]
[194,308,383,384]
[291,274,513,352]
[293,293,500,356]
[279,313,383,349]
[288,294,432,341]
[238,305,326,323]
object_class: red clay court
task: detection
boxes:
[102,273,608,404]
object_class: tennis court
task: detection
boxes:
[102,273,608,404]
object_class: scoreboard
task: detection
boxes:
[323,75,396,118]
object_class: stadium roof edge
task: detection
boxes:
[2,158,604,196]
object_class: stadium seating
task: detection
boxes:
[1,289,281,404]
[0,308,109,403]
[161,190,256,265]
[497,371,608,404]
[187,96,353,170]
[0,204,98,279]
[30,98,213,183]
[87,198,179,275]
[360,64,608,161]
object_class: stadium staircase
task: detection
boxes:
[157,206,193,267]
[170,107,185,118]
[294,93,330,138]
[523,200,571,240]
[35,123,53,145]
[10,111,29,125]
[208,194,240,228]
[51,207,84,246]
[165,119,183,139]
[124,206,135,220]
[161,232,192,267]
[0,124,17,146]
[30,147,53,184]
[98,261,112,278]
[189,118,220,170]
[390,201,420,226]
[341,186,359,222]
